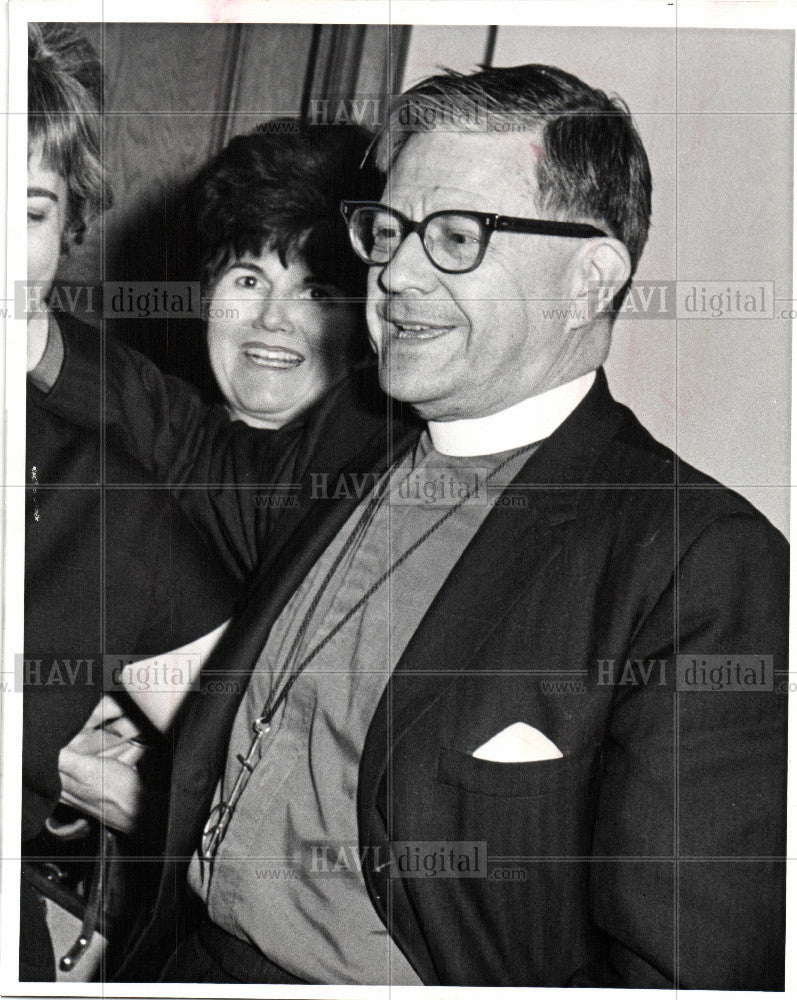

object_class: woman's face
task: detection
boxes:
[207,249,359,429]
[27,139,67,297]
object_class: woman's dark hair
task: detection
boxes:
[28,22,111,245]
[192,120,384,299]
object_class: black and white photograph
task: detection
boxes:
[0,1,793,995]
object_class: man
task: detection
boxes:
[29,64,787,988]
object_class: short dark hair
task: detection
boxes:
[379,64,652,289]
[192,120,384,298]
[28,23,111,245]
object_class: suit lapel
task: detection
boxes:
[358,456,572,817]
[356,450,578,986]
[359,368,631,828]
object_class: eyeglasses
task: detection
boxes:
[340,201,608,275]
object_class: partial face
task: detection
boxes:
[366,130,587,421]
[27,139,68,297]
[207,250,358,429]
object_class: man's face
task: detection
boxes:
[207,249,357,429]
[27,138,67,296]
[366,130,586,421]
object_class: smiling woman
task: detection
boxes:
[206,252,357,429]
[192,122,383,428]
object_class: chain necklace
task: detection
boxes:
[200,445,531,862]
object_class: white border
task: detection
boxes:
[2,3,794,999]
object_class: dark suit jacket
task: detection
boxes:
[39,325,788,989]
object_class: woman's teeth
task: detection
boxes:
[242,345,305,368]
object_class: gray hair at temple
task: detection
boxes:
[28,23,112,246]
[378,64,652,301]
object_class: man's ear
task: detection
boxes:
[568,238,631,331]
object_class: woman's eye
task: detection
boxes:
[233,273,260,289]
[27,199,51,224]
[305,284,339,303]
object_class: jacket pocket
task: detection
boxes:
[436,743,598,798]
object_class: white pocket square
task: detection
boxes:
[472,722,563,763]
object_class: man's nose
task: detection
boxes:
[378,232,438,295]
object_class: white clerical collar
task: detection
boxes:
[428,371,596,457]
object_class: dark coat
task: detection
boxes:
[22,313,237,981]
[40,325,788,989]
[24,313,237,841]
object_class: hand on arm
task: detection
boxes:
[57,695,148,835]
[56,619,227,832]
[57,616,229,832]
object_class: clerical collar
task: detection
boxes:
[428,371,596,457]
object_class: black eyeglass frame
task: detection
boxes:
[340,200,609,275]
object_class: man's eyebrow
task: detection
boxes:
[27,187,59,201]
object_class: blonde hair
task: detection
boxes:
[28,23,111,245]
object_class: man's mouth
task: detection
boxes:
[379,311,457,341]
[391,321,455,340]
[241,342,305,369]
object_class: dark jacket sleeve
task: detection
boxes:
[21,495,240,842]
[569,513,788,989]
[37,318,306,580]
[104,487,239,656]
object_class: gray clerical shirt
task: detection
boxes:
[188,432,536,984]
